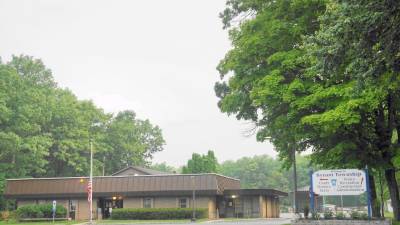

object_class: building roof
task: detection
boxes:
[5,173,240,199]
[111,166,171,176]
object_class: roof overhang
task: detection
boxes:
[5,190,218,200]
[224,189,288,197]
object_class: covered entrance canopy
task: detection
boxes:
[217,189,288,218]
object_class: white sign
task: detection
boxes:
[312,169,367,196]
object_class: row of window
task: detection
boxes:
[143,197,189,208]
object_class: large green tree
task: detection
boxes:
[0,55,166,209]
[219,154,312,191]
[100,110,165,175]
[182,150,218,174]
[216,0,399,219]
[301,0,400,219]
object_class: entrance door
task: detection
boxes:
[99,198,123,219]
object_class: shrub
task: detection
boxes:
[0,211,10,221]
[360,212,369,220]
[311,212,320,220]
[323,210,333,219]
[16,204,67,219]
[303,206,309,219]
[350,211,361,220]
[111,208,208,220]
[336,212,345,220]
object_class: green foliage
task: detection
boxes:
[182,150,218,174]
[16,204,67,219]
[350,211,363,220]
[311,212,320,220]
[110,208,207,220]
[217,0,400,220]
[323,210,333,220]
[360,212,369,220]
[219,154,313,191]
[0,211,11,221]
[336,212,345,220]
[0,55,165,209]
[150,162,178,173]
[101,111,165,175]
[216,0,326,164]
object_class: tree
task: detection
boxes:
[182,150,218,174]
[302,0,400,219]
[150,162,177,173]
[219,154,312,191]
[101,110,165,175]
[216,0,398,218]
[0,55,166,209]
[216,0,326,162]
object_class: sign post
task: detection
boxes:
[365,166,372,219]
[52,200,56,223]
[311,169,370,217]
[312,169,367,196]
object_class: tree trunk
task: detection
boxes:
[369,175,381,218]
[385,168,400,221]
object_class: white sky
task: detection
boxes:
[0,0,276,167]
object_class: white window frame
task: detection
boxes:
[143,197,153,208]
[177,198,189,208]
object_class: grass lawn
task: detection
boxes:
[0,220,78,225]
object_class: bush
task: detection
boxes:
[336,212,345,220]
[350,211,361,220]
[323,210,333,219]
[303,206,309,219]
[311,212,320,220]
[16,204,67,219]
[360,212,369,220]
[0,211,10,221]
[111,208,208,220]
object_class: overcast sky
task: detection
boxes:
[0,0,276,167]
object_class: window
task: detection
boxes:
[143,198,153,208]
[178,198,188,208]
[69,200,77,220]
[69,200,77,211]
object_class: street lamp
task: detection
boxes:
[89,140,94,224]
[191,176,196,222]
[89,122,102,224]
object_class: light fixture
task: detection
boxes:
[231,195,237,199]
[112,196,117,200]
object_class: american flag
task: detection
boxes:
[87,180,92,203]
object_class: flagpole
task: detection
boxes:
[90,140,93,224]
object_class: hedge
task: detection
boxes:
[111,208,208,220]
[16,204,67,219]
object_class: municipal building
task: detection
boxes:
[5,166,287,220]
